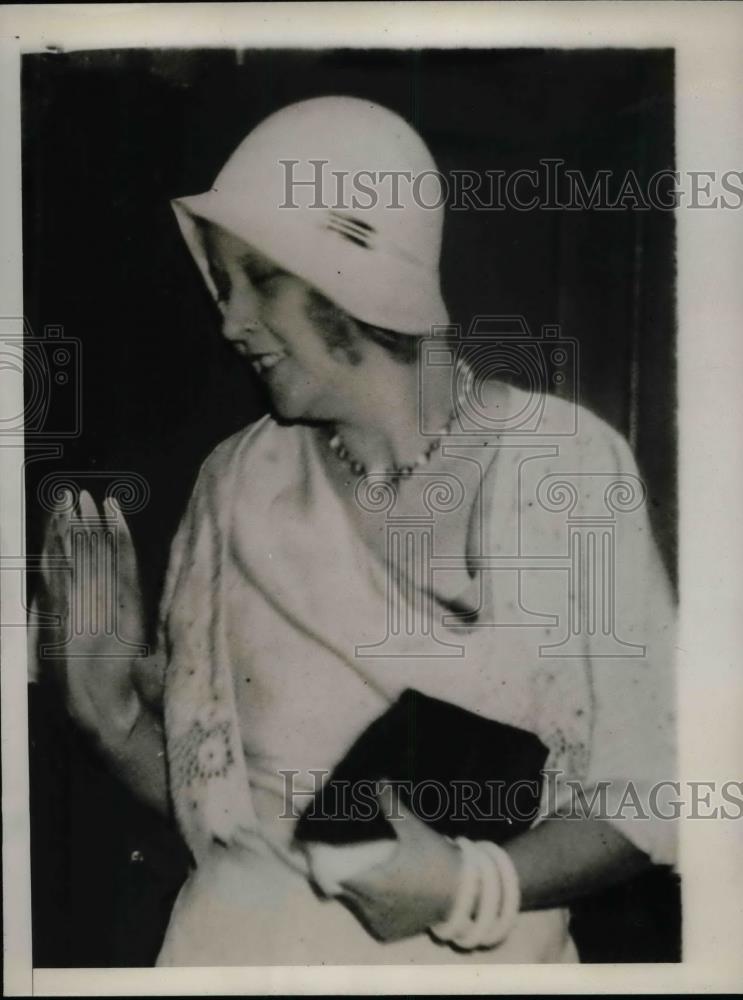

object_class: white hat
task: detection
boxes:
[171,96,449,335]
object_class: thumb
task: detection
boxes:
[374,780,419,835]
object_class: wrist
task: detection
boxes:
[432,834,466,925]
[430,837,522,951]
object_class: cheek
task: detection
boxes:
[305,304,364,367]
[262,285,311,344]
[265,281,365,375]
[297,337,351,380]
[269,300,332,365]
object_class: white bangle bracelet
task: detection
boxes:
[430,836,479,942]
[430,838,522,951]
[478,840,521,947]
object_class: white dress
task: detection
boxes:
[156,385,676,965]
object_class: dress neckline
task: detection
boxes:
[302,409,505,624]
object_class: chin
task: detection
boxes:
[266,388,314,425]
[265,375,338,426]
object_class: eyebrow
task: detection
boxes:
[237,250,284,277]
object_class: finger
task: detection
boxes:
[374,782,417,830]
[375,777,410,819]
[104,495,141,593]
[77,488,103,526]
[47,487,74,542]
[69,490,113,636]
[104,495,134,547]
[40,510,66,573]
[102,494,118,525]
[40,492,73,587]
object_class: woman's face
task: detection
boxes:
[202,223,363,423]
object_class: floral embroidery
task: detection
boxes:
[170,719,235,786]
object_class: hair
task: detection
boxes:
[193,216,433,366]
[305,287,422,366]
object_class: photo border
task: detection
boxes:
[2,2,742,995]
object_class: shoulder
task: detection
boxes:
[198,413,300,475]
[498,382,634,471]
[190,413,308,508]
[199,414,274,477]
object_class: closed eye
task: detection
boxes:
[241,262,286,293]
[209,266,281,309]
[237,248,284,286]
[251,270,283,289]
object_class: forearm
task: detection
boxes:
[84,694,170,817]
[61,655,169,817]
[339,798,654,943]
[503,816,651,910]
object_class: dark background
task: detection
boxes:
[23,47,679,966]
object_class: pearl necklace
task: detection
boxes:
[327,410,457,482]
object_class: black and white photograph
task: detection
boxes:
[2,3,743,994]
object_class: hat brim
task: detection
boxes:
[171,190,449,336]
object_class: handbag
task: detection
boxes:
[294,687,548,849]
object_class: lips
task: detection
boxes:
[247,351,288,375]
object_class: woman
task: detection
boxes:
[35,97,676,964]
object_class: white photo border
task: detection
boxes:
[2,1,743,995]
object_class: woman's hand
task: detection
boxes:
[31,488,153,733]
[30,488,169,813]
[333,786,653,944]
[337,785,462,943]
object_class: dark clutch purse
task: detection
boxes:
[294,688,548,848]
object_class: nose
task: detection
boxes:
[220,283,262,345]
